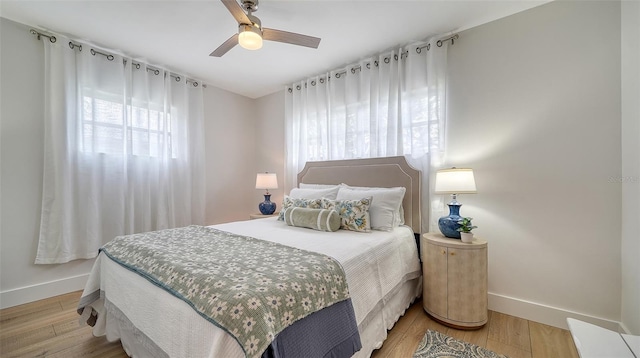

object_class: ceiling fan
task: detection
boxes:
[210,0,321,57]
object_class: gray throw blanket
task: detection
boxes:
[83,225,353,358]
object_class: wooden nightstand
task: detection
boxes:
[249,213,278,220]
[421,232,488,329]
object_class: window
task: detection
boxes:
[81,93,174,158]
[301,88,434,161]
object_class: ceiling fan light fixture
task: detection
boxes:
[238,25,263,50]
[211,0,321,57]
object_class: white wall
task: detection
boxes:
[446,0,622,330]
[0,17,258,308]
[254,91,286,211]
[202,89,285,223]
[621,0,640,335]
[203,86,258,224]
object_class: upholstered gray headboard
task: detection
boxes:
[297,156,422,234]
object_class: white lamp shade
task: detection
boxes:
[255,173,278,190]
[239,27,263,50]
[434,168,477,194]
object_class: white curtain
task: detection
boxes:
[35,36,206,264]
[285,36,452,233]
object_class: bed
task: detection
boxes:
[78,156,423,357]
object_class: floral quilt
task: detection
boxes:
[98,225,351,357]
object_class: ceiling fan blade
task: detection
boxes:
[210,33,239,57]
[220,0,250,24]
[263,28,321,49]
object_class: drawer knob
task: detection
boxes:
[450,252,456,256]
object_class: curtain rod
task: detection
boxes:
[416,34,459,53]
[30,29,56,43]
[31,28,206,88]
[287,33,459,93]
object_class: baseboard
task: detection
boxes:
[619,321,633,335]
[488,292,623,332]
[0,274,89,309]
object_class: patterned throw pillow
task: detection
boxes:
[321,197,372,232]
[278,196,323,220]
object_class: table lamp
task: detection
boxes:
[255,172,278,215]
[434,168,477,239]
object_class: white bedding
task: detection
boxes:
[82,218,422,357]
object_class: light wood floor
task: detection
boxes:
[372,300,579,358]
[0,291,579,357]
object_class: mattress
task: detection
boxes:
[80,217,422,357]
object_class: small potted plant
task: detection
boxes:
[457,217,477,243]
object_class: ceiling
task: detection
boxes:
[0,0,548,99]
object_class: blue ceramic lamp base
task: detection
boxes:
[438,202,462,239]
[259,194,276,215]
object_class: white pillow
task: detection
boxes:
[342,184,406,226]
[299,183,342,190]
[336,186,406,231]
[289,186,340,200]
